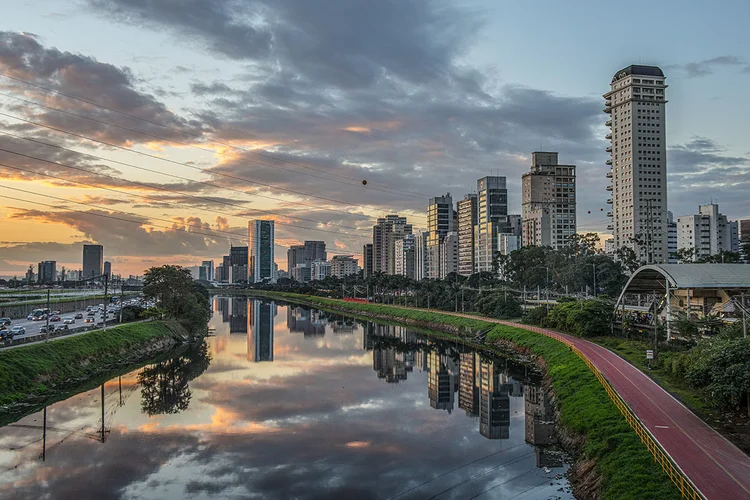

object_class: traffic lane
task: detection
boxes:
[5,308,117,339]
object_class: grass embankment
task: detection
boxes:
[253,291,681,500]
[0,321,188,408]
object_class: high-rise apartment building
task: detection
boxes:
[474,177,508,273]
[311,260,330,281]
[677,204,734,260]
[201,260,214,281]
[221,255,231,282]
[249,220,275,283]
[604,65,668,263]
[667,211,677,263]
[414,231,428,281]
[103,261,112,279]
[229,246,249,284]
[521,152,577,249]
[395,234,416,279]
[439,231,458,278]
[372,215,412,275]
[37,260,56,284]
[82,244,103,279]
[427,194,454,279]
[330,255,359,278]
[457,194,477,276]
[729,221,740,254]
[363,244,374,277]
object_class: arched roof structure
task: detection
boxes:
[615,264,750,308]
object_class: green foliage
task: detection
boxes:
[545,299,614,337]
[683,337,750,411]
[143,266,210,334]
[522,305,548,326]
[120,305,145,322]
[474,292,522,319]
[0,321,187,407]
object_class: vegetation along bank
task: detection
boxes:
[248,290,682,500]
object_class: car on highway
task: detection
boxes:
[64,317,75,325]
[87,310,95,316]
[10,326,25,336]
[0,330,13,340]
[52,310,61,315]
[40,325,52,334]
[0,318,10,326]
[49,315,61,322]
[75,313,84,319]
[56,324,69,331]
[84,317,94,323]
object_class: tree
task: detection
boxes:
[697,251,742,264]
[616,246,641,274]
[675,247,696,264]
[143,265,210,334]
[568,233,601,257]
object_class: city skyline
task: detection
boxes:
[1,1,750,276]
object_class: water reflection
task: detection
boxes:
[0,299,572,500]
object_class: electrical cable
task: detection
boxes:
[0,72,430,198]
[0,90,432,204]
[0,135,362,231]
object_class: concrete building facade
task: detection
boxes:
[414,231,428,281]
[426,194,454,279]
[457,194,477,276]
[677,204,735,260]
[331,255,359,278]
[395,234,416,279]
[439,231,459,278]
[82,244,103,280]
[604,65,668,263]
[249,220,275,283]
[363,243,374,278]
[475,177,508,274]
[372,215,412,275]
[521,152,577,249]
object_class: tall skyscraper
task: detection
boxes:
[521,152,577,249]
[363,243,374,278]
[37,260,56,284]
[457,194,478,276]
[604,65,668,263]
[667,211,678,263]
[439,231,458,278]
[677,204,735,260]
[394,234,416,279]
[414,231,428,281]
[103,261,112,279]
[221,255,231,282]
[229,246,249,284]
[201,260,214,281]
[249,220,275,283]
[427,193,454,279]
[82,244,103,279]
[372,215,412,275]
[474,177,508,273]
[303,241,327,263]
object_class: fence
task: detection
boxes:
[523,325,703,500]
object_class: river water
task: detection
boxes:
[0,298,573,499]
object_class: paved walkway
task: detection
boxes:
[439,309,750,500]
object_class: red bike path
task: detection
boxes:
[493,318,750,499]
[384,303,750,499]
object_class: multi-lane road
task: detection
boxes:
[2,306,115,342]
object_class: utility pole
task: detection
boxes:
[103,274,109,332]
[45,289,51,342]
[741,293,747,339]
[665,279,672,342]
[100,384,105,442]
[545,267,550,313]
[523,285,527,313]
[592,263,597,298]
[42,406,47,461]
[461,288,465,312]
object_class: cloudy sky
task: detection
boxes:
[1,0,749,276]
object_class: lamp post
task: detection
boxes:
[592,263,597,298]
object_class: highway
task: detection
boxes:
[2,305,116,342]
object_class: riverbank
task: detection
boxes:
[247,291,682,500]
[0,321,190,410]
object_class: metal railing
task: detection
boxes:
[518,324,703,500]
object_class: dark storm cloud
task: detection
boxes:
[0,31,204,146]
[667,55,746,78]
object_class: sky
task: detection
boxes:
[0,0,749,277]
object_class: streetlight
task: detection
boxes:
[592,263,597,298]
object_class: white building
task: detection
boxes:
[330,255,359,278]
[439,231,458,278]
[395,234,416,279]
[521,152,577,249]
[604,238,616,256]
[427,193,454,279]
[414,231,428,281]
[667,211,677,263]
[604,65,668,264]
[498,233,522,256]
[474,176,508,273]
[311,260,330,281]
[677,204,735,260]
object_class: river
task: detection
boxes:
[0,297,573,499]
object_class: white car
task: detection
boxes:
[64,317,75,325]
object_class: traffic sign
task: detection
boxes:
[646,350,654,360]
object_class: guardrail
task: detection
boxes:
[522,325,703,500]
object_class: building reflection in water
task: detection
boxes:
[525,382,564,467]
[229,297,248,334]
[287,306,325,337]
[247,300,276,362]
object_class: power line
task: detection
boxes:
[0,90,432,206]
[0,132,362,231]
[0,110,427,224]
[0,184,362,255]
[0,71,431,198]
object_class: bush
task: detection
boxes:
[545,299,614,337]
[523,305,548,326]
[475,293,523,319]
